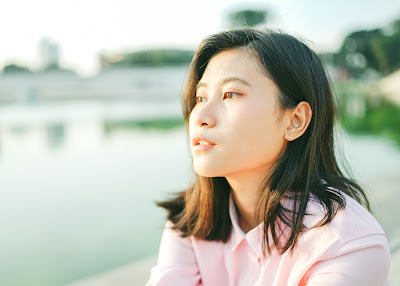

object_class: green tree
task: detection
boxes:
[101,49,194,68]
[3,64,32,74]
[334,17,400,77]
[228,9,268,28]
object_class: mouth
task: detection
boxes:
[192,137,216,146]
[192,137,217,152]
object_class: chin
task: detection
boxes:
[194,169,217,178]
[193,164,223,178]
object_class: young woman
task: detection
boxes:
[146,28,390,286]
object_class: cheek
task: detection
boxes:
[230,105,286,159]
[188,112,196,134]
[232,102,276,136]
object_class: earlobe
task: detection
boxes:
[284,101,312,141]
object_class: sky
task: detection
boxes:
[1,0,399,76]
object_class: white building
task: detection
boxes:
[39,38,60,70]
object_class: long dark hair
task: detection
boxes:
[158,28,370,255]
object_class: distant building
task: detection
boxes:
[39,38,60,70]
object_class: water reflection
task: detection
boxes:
[9,125,30,134]
[0,110,192,286]
[103,117,184,136]
[46,123,65,149]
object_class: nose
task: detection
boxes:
[192,101,217,128]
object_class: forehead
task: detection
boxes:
[199,48,267,83]
[197,48,272,90]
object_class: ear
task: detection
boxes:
[284,101,312,141]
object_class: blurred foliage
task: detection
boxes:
[228,9,269,28]
[101,49,194,69]
[103,117,185,134]
[328,18,400,146]
[341,101,400,147]
[336,80,400,148]
[2,63,76,75]
[327,18,400,78]
[3,64,32,74]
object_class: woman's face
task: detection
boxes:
[189,48,289,178]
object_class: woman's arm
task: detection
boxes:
[301,234,391,286]
[146,221,201,286]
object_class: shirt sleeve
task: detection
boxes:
[146,221,202,286]
[302,234,391,286]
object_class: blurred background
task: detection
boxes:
[0,0,399,285]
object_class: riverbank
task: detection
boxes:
[65,165,400,286]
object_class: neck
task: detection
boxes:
[226,168,268,233]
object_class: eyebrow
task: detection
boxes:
[196,77,251,90]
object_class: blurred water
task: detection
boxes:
[0,102,192,286]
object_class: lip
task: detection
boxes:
[192,137,217,151]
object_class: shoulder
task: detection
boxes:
[284,192,391,285]
[288,193,391,285]
[147,221,202,285]
[297,191,388,259]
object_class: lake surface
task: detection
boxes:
[0,100,399,286]
[0,100,190,286]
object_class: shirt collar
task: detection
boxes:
[228,192,245,250]
[228,192,271,258]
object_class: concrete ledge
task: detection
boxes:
[65,256,156,286]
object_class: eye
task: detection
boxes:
[195,96,206,103]
[223,92,241,100]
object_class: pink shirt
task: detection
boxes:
[147,192,390,285]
